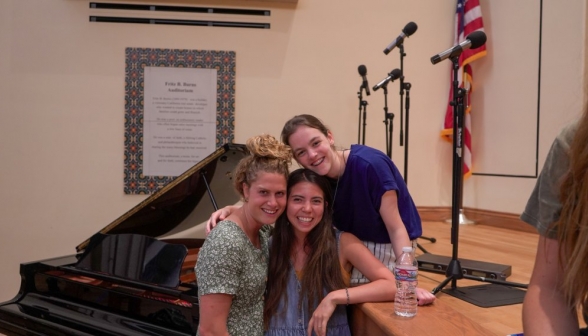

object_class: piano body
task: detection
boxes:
[0,144,247,335]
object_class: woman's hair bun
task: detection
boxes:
[246,134,292,162]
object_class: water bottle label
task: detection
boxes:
[394,267,417,281]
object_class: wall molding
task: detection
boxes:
[417,206,536,234]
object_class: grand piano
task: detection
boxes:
[0,144,248,336]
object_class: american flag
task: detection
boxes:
[440,0,487,178]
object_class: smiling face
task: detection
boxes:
[287,126,339,178]
[286,181,326,238]
[242,172,287,227]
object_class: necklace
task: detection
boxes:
[332,149,348,209]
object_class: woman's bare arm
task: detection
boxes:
[523,235,578,335]
[198,294,232,336]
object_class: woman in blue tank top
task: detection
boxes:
[264,169,396,336]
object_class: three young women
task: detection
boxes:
[208,114,435,304]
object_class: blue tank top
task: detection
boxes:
[265,231,351,336]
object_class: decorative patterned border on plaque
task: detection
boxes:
[124,48,235,194]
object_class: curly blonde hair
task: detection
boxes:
[233,134,292,198]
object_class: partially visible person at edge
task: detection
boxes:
[196,134,291,336]
[521,107,588,336]
[265,169,398,336]
[207,114,435,304]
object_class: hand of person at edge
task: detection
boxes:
[307,297,336,336]
[416,287,436,305]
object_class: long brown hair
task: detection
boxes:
[263,169,346,328]
[556,108,588,317]
[233,134,292,199]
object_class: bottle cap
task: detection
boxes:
[402,246,413,253]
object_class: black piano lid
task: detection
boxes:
[76,143,247,253]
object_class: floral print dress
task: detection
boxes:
[196,220,271,336]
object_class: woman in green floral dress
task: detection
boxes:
[196,134,291,336]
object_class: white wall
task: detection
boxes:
[466,0,586,211]
[0,0,585,302]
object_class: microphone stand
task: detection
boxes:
[396,44,436,251]
[399,44,405,150]
[381,84,394,158]
[403,82,411,182]
[430,56,527,305]
[357,86,368,145]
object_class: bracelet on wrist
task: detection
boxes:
[345,288,350,306]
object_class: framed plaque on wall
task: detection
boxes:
[124,48,236,194]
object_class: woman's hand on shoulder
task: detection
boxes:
[307,293,338,336]
[416,287,436,305]
[205,205,237,234]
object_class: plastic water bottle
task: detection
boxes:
[394,246,418,317]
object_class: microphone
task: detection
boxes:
[430,31,487,65]
[373,68,402,92]
[358,65,370,96]
[383,22,418,55]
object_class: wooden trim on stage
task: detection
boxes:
[417,206,536,233]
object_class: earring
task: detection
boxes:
[243,197,249,202]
